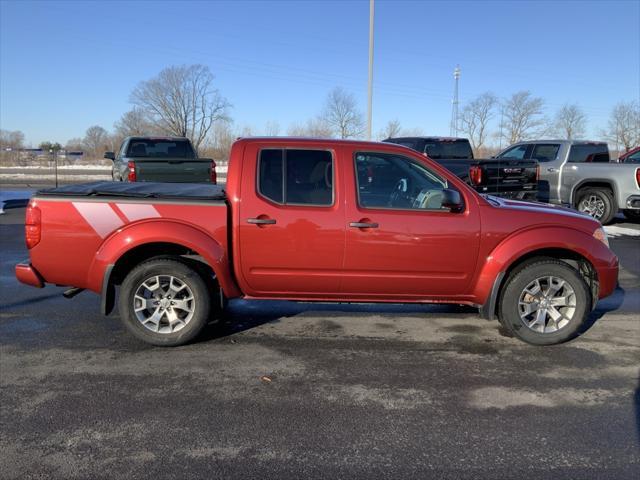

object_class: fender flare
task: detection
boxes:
[474,225,614,319]
[570,178,617,207]
[87,220,241,311]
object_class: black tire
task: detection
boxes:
[118,258,211,346]
[623,209,640,223]
[498,258,591,346]
[575,188,616,225]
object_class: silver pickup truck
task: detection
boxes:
[496,140,640,224]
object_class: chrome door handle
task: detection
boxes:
[547,167,558,173]
[349,221,379,229]
[247,218,276,225]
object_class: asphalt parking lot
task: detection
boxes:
[1,205,639,479]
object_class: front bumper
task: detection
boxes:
[15,262,44,288]
[597,261,619,300]
[625,195,640,209]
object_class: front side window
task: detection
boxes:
[258,149,333,206]
[497,144,529,159]
[355,152,449,210]
[531,144,560,162]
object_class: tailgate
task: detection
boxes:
[477,159,538,194]
[134,159,214,183]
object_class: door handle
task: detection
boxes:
[349,221,379,229]
[547,167,558,173]
[247,217,276,225]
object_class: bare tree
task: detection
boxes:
[377,119,402,140]
[114,107,152,138]
[460,92,497,153]
[553,104,587,140]
[500,91,545,144]
[208,121,237,161]
[602,101,640,151]
[264,121,280,136]
[321,87,365,139]
[130,64,230,153]
[0,129,25,150]
[287,118,334,138]
[82,125,109,159]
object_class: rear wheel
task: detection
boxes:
[576,188,616,224]
[498,259,591,345]
[118,258,211,346]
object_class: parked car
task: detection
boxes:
[17,137,618,347]
[496,140,640,224]
[618,146,640,163]
[383,136,537,199]
[105,136,216,183]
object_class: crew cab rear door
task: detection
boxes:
[341,148,480,298]
[237,144,346,297]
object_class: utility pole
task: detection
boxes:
[449,65,460,137]
[366,0,375,140]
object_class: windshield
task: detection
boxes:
[126,139,196,158]
[423,140,473,159]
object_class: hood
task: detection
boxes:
[484,195,600,232]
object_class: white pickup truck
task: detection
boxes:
[496,140,640,224]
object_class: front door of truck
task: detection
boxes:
[341,150,480,298]
[238,145,345,297]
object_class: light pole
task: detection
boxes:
[50,149,58,188]
[366,0,375,140]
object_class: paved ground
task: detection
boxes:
[1,206,639,479]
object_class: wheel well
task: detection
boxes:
[495,248,599,314]
[572,181,614,206]
[109,242,215,286]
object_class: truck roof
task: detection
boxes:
[510,139,607,146]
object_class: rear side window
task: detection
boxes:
[423,140,473,159]
[258,149,333,206]
[568,144,610,163]
[625,150,640,163]
[531,144,560,162]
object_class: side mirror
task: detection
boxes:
[441,188,464,212]
[103,151,115,161]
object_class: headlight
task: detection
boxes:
[593,227,609,248]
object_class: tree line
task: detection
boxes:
[1,63,638,162]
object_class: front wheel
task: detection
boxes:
[498,259,591,345]
[118,258,211,346]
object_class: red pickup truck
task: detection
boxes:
[16,138,618,346]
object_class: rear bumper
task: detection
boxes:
[15,262,44,288]
[625,195,640,209]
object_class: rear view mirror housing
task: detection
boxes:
[103,151,115,161]
[442,188,464,212]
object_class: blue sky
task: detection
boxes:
[1,0,639,146]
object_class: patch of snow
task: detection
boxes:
[604,225,640,237]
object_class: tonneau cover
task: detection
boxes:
[37,181,226,201]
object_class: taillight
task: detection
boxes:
[127,161,136,182]
[210,160,217,184]
[469,165,482,185]
[636,168,640,188]
[25,203,41,249]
